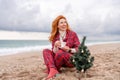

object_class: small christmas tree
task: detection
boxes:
[70,36,94,73]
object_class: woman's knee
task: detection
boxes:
[43,49,52,55]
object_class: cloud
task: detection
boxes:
[0,0,50,32]
[0,30,49,40]
[0,0,120,40]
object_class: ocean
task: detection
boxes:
[0,40,120,56]
[0,40,51,56]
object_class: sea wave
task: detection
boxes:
[0,45,51,56]
[0,41,120,56]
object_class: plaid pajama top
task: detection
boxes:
[52,30,80,53]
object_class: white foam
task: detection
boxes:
[0,45,51,56]
[0,41,120,56]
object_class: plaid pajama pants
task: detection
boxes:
[43,49,74,72]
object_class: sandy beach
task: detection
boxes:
[0,43,120,80]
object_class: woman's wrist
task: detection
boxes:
[53,45,58,53]
[68,48,77,53]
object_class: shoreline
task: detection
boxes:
[0,41,120,57]
[0,43,120,80]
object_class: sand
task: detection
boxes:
[0,43,120,80]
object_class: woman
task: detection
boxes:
[43,15,80,79]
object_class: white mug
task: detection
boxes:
[61,41,66,47]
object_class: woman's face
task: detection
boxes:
[58,18,67,31]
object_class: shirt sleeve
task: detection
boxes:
[73,32,80,52]
[51,40,55,52]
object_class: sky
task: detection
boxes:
[0,0,120,41]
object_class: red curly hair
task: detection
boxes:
[49,15,70,42]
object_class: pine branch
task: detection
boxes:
[70,36,94,73]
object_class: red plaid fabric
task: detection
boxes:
[43,30,80,72]
[52,30,80,51]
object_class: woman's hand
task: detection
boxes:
[61,46,70,52]
[54,41,61,48]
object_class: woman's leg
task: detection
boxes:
[54,50,74,71]
[43,49,56,73]
[43,49,59,79]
